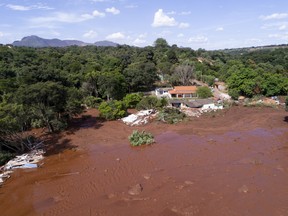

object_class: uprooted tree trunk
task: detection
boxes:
[0,129,43,154]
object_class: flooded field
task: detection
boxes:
[0,106,287,216]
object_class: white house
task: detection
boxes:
[155,87,173,98]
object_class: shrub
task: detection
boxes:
[98,100,127,120]
[228,89,240,100]
[123,93,143,108]
[0,152,14,166]
[202,75,215,86]
[50,119,68,131]
[196,86,213,98]
[157,107,186,124]
[84,96,103,108]
[136,96,167,110]
[129,130,155,146]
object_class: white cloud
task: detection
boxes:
[6,4,30,11]
[93,10,106,17]
[216,27,224,31]
[125,5,138,9]
[279,24,287,30]
[180,11,191,15]
[83,30,98,39]
[268,33,288,40]
[152,9,178,27]
[0,32,4,37]
[28,9,107,28]
[179,22,190,29]
[177,33,184,38]
[261,22,288,31]
[133,38,146,46]
[138,33,147,38]
[91,0,109,2]
[81,14,94,19]
[106,32,125,40]
[30,12,94,25]
[188,35,208,43]
[167,11,176,15]
[6,3,53,11]
[260,13,288,21]
[105,7,120,15]
[34,4,53,10]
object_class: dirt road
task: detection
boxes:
[0,106,287,216]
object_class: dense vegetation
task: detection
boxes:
[0,38,288,156]
[196,86,213,98]
[157,107,186,124]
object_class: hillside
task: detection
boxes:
[12,35,118,48]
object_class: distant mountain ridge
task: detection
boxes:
[12,35,119,48]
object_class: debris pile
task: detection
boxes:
[0,149,44,186]
[181,104,224,117]
[122,110,155,126]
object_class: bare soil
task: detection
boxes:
[0,106,288,216]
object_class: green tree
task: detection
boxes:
[154,38,169,49]
[0,101,41,154]
[16,81,82,132]
[98,71,127,100]
[83,96,103,108]
[124,62,159,92]
[226,68,259,98]
[136,96,167,110]
[123,93,143,108]
[261,73,288,96]
[196,86,213,98]
[98,100,127,120]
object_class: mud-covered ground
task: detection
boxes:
[0,106,288,216]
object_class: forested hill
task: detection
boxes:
[11,35,119,48]
[221,44,288,55]
[0,38,287,135]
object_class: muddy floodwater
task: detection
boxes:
[0,106,288,216]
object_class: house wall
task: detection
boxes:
[171,93,197,98]
[155,89,172,98]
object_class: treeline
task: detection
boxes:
[0,38,288,155]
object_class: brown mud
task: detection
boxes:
[0,106,288,216]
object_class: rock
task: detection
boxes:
[184,181,194,185]
[176,185,185,190]
[238,185,249,193]
[128,184,143,195]
[107,193,116,199]
[238,96,245,101]
[143,173,151,180]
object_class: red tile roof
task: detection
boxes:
[168,86,198,94]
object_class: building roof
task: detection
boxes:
[168,86,198,94]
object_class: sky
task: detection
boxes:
[1,0,288,50]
